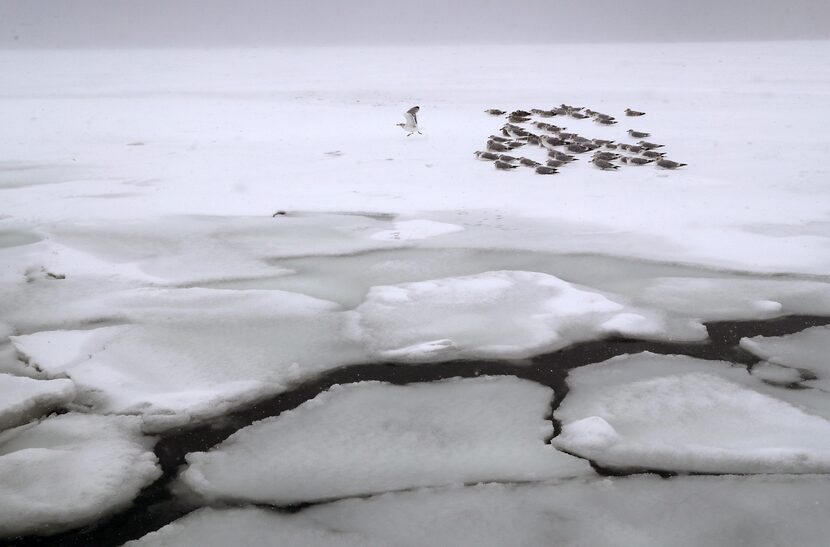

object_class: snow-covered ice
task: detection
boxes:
[10,289,366,431]
[742,325,830,391]
[1,39,830,540]
[0,413,160,537]
[553,353,830,473]
[0,373,75,431]
[352,270,689,362]
[131,475,830,547]
[179,377,589,504]
[369,219,464,241]
[2,43,829,274]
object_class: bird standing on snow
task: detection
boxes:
[397,106,422,136]
[656,159,687,169]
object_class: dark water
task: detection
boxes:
[5,314,830,547]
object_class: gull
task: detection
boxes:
[628,129,651,138]
[625,108,646,116]
[495,160,518,170]
[638,140,665,150]
[656,159,687,169]
[620,156,654,165]
[550,150,577,162]
[474,151,501,161]
[593,151,620,161]
[591,158,619,170]
[397,106,422,136]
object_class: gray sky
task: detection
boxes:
[1,0,829,48]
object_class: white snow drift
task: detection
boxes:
[179,376,589,504]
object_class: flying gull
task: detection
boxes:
[397,106,422,136]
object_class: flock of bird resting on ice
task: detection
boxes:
[475,105,687,174]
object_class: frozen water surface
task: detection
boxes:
[0,413,160,537]
[179,377,589,505]
[1,40,829,542]
[10,289,366,432]
[742,325,830,391]
[554,353,830,473]
[132,475,830,547]
[0,374,75,431]
[353,270,686,362]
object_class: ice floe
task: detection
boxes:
[10,288,366,431]
[741,325,830,392]
[0,413,160,537]
[179,376,590,505]
[132,475,830,547]
[0,374,75,431]
[352,270,694,362]
[553,352,830,474]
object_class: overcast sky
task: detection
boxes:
[1,0,829,48]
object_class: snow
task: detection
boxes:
[10,289,367,432]
[741,326,830,391]
[0,413,160,537]
[179,377,590,505]
[352,270,686,362]
[1,40,830,538]
[553,353,830,473]
[0,374,75,431]
[369,219,464,241]
[750,361,804,385]
[131,475,830,547]
[1,42,829,274]
[127,507,382,547]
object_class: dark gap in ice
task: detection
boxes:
[7,314,830,547]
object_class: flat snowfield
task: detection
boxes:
[1,42,829,271]
[2,42,830,544]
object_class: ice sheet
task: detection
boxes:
[0,413,160,537]
[179,377,590,504]
[131,475,830,547]
[553,352,830,473]
[1,43,829,274]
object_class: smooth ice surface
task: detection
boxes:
[132,475,830,547]
[369,219,464,241]
[553,352,830,473]
[0,373,75,431]
[352,270,683,362]
[10,289,366,431]
[742,326,830,391]
[180,377,589,504]
[0,413,160,537]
